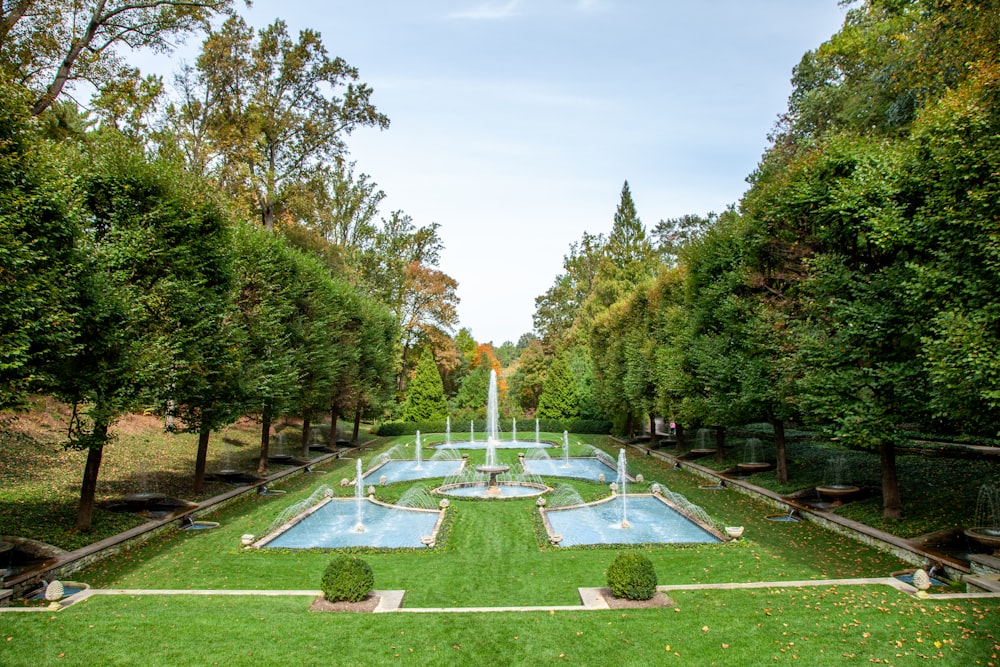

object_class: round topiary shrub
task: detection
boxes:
[606,551,658,600]
[321,556,374,603]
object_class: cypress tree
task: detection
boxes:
[535,355,578,419]
[402,348,448,421]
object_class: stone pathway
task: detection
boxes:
[3,577,997,614]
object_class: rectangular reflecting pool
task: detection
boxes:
[523,458,616,482]
[363,459,464,484]
[543,495,721,547]
[260,499,442,549]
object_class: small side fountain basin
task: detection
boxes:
[964,527,1000,553]
[815,484,860,499]
[180,520,220,531]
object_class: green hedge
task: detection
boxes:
[375,418,612,437]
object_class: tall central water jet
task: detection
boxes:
[353,458,366,532]
[476,369,510,495]
[415,431,423,470]
[617,448,629,528]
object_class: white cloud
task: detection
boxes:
[448,1,521,20]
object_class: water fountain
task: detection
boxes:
[353,458,365,532]
[965,483,1000,552]
[535,419,540,444]
[415,431,423,470]
[435,370,548,498]
[446,416,451,444]
[616,448,629,528]
[737,437,771,473]
[562,431,570,467]
[689,428,716,455]
[269,432,293,463]
[476,370,511,496]
[815,456,859,500]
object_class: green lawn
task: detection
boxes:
[1,588,995,666]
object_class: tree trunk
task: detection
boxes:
[397,343,412,395]
[328,401,340,447]
[715,425,726,462]
[675,423,685,451]
[773,419,788,484]
[880,440,902,519]
[262,199,275,231]
[257,405,272,474]
[624,412,634,440]
[75,420,108,532]
[193,424,210,495]
[300,413,311,459]
[352,400,362,443]
[648,413,659,447]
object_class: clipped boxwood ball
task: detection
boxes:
[606,551,658,601]
[321,555,374,603]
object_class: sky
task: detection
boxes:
[143,1,849,345]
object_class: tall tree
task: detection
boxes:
[0,0,236,116]
[535,355,578,420]
[401,347,448,422]
[195,16,389,229]
[0,82,80,411]
[51,135,235,529]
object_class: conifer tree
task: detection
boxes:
[402,347,448,421]
[535,355,578,420]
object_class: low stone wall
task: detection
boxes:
[627,442,971,578]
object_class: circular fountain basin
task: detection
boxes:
[475,464,511,475]
[964,527,1000,551]
[122,492,167,504]
[815,485,860,498]
[737,462,772,472]
[435,482,548,499]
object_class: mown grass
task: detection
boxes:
[0,588,995,666]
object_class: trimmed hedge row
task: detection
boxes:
[375,418,612,437]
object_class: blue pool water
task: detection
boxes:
[364,460,464,484]
[544,495,720,547]
[435,440,553,449]
[523,458,616,481]
[262,499,440,549]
